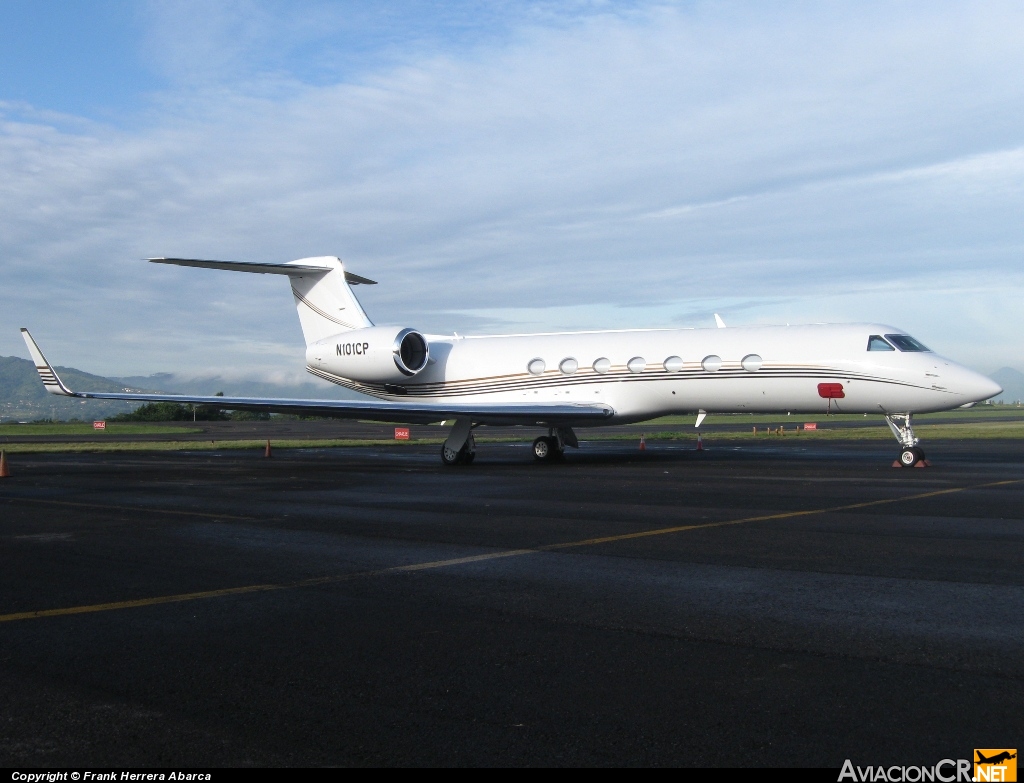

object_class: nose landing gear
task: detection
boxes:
[886,413,929,467]
[898,445,925,467]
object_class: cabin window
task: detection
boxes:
[867,335,895,351]
[559,357,578,375]
[528,358,546,375]
[702,355,722,372]
[593,357,611,374]
[663,356,684,372]
[741,354,762,372]
[885,334,931,352]
[627,357,646,373]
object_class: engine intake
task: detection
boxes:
[308,326,430,384]
[394,328,428,376]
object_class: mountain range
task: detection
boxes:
[0,355,359,421]
[990,367,1024,404]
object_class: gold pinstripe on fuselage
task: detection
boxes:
[308,362,928,401]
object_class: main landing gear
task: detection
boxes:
[441,432,476,465]
[533,427,576,462]
[885,413,928,467]
[439,421,578,466]
[532,435,563,462]
[440,418,476,466]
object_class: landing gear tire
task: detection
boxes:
[532,436,563,462]
[532,437,550,461]
[441,443,475,466]
[899,446,924,466]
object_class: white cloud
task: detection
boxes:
[1,1,1022,379]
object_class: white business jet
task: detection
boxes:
[21,256,1001,466]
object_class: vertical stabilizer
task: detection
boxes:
[287,256,373,345]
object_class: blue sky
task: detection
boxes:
[1,1,1022,384]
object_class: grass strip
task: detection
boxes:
[0,424,203,436]
[2,421,1024,453]
[0,438,448,454]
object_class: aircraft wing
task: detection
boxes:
[20,329,614,426]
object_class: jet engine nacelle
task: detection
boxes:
[308,326,430,383]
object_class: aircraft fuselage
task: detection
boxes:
[307,322,1000,424]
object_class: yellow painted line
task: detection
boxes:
[0,496,252,521]
[391,550,536,571]
[540,479,1024,549]
[0,583,284,623]
[1,478,1020,624]
[0,554,537,623]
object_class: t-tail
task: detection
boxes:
[148,256,376,345]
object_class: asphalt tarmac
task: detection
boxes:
[1,438,1022,767]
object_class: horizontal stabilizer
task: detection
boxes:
[148,258,377,285]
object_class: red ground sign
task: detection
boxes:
[803,423,817,430]
[394,427,410,440]
[93,421,106,430]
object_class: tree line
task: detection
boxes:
[111,400,270,422]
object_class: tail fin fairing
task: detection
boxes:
[286,257,373,344]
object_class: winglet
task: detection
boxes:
[714,314,726,328]
[19,329,74,396]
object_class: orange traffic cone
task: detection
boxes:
[696,433,703,451]
[0,451,9,478]
[639,434,646,451]
[264,439,272,458]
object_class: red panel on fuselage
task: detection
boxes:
[817,382,845,399]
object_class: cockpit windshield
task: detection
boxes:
[884,334,930,352]
[867,335,895,351]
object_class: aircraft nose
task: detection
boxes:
[963,371,1002,402]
